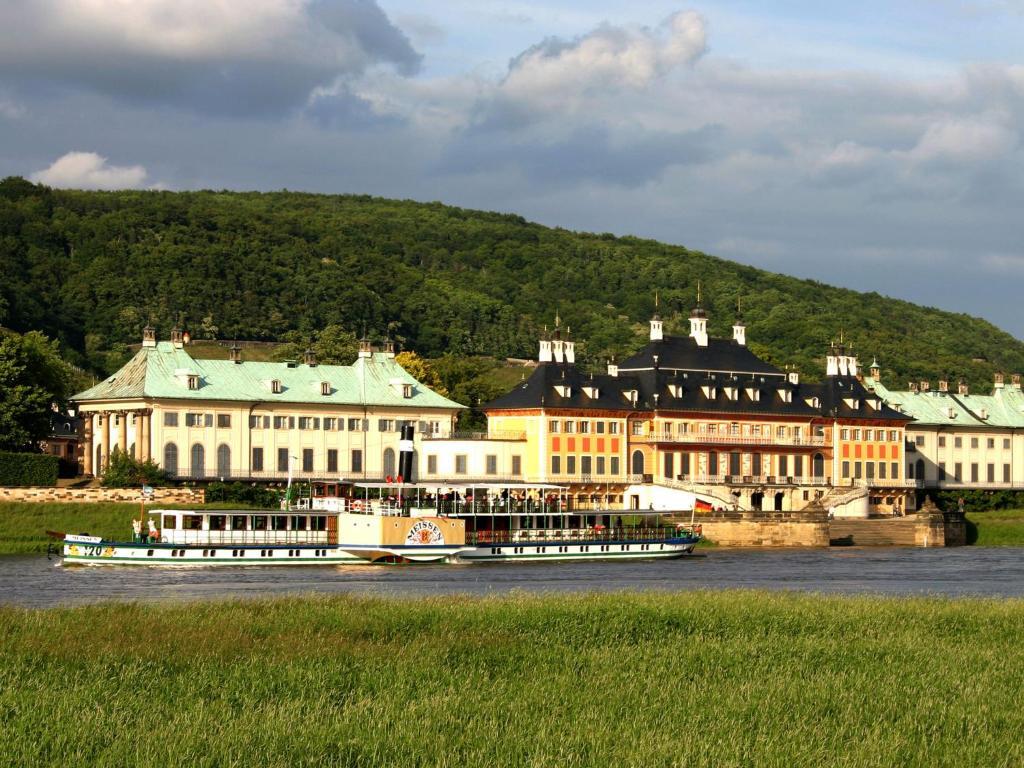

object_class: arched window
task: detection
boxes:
[631,449,645,476]
[915,458,925,483]
[217,444,231,477]
[383,447,396,478]
[812,453,825,479]
[164,442,178,475]
[190,443,205,478]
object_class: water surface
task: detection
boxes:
[2,547,1023,608]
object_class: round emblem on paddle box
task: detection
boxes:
[406,520,445,545]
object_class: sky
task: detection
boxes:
[1,1,1022,338]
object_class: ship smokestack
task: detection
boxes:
[398,424,415,483]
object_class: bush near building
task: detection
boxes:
[0,451,58,486]
[99,448,169,488]
[931,489,1024,512]
[205,481,281,508]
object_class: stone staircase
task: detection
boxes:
[828,517,922,546]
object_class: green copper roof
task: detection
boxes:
[865,376,1024,428]
[73,342,465,410]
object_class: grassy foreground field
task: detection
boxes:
[0,502,265,555]
[2,592,1024,767]
[966,509,1024,546]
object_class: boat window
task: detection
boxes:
[290,515,308,531]
[310,516,327,531]
[162,514,176,530]
[231,515,248,531]
[252,515,268,531]
[210,515,227,531]
[272,515,288,531]
[182,515,203,530]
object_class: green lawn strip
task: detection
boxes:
[0,501,270,555]
[1,591,1023,767]
[965,509,1024,546]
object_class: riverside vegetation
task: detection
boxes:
[2,591,1023,767]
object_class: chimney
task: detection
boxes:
[688,283,708,347]
[229,342,242,364]
[919,380,930,392]
[170,326,184,349]
[142,325,156,348]
[564,328,576,364]
[1013,373,1022,389]
[909,382,919,393]
[788,371,799,385]
[827,344,839,377]
[358,337,373,359]
[650,315,663,342]
[382,338,396,358]
[182,330,191,346]
[958,379,969,395]
[938,379,948,393]
[994,372,1005,389]
[869,358,880,381]
[607,358,618,377]
[304,347,317,367]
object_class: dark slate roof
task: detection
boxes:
[484,364,911,423]
[618,334,784,377]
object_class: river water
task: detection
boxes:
[2,547,1024,607]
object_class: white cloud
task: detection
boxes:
[30,151,148,190]
[907,114,1018,164]
[499,10,706,110]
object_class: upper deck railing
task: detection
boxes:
[631,432,827,447]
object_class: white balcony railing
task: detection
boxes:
[631,432,827,447]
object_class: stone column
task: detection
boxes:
[133,413,143,461]
[82,414,94,476]
[99,413,110,472]
[118,411,128,456]
[141,410,151,462]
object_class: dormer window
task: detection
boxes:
[805,396,820,409]
[622,389,638,405]
[668,383,683,398]
[402,383,413,399]
[745,387,760,402]
[843,398,860,410]
[320,381,331,396]
[723,386,737,401]
[555,384,572,398]
[187,375,199,390]
[777,387,792,403]
[270,379,282,394]
[583,385,599,399]
[701,385,716,399]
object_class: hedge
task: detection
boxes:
[0,451,59,486]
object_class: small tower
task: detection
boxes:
[170,326,184,349]
[551,314,565,363]
[607,356,618,377]
[358,336,373,359]
[304,346,317,367]
[142,324,157,348]
[869,357,881,381]
[229,342,242,364]
[538,325,552,363]
[826,342,839,377]
[688,282,708,347]
[995,372,1005,389]
[957,378,969,395]
[650,292,663,342]
[382,337,396,358]
[732,296,746,346]
[563,325,576,364]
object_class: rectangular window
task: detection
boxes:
[866,462,875,480]
[888,430,898,441]
[323,418,335,431]
[512,456,522,476]
[252,447,264,472]
[1004,439,1011,450]
[252,515,267,531]
[915,435,925,446]
[249,415,261,429]
[378,419,391,432]
[842,461,850,479]
[351,449,362,473]
[579,421,590,434]
[865,429,873,441]
[566,456,576,474]
[185,412,201,427]
[663,452,674,479]
[182,515,203,531]
[277,448,288,472]
[551,455,561,475]
[971,463,979,483]
[596,422,605,434]
[486,455,497,475]
[987,438,995,449]
[596,456,606,475]
[793,455,802,478]
[954,437,962,448]
[681,453,690,477]
[327,449,338,473]
[564,421,575,434]
[1004,464,1011,483]
[299,417,312,430]
[164,412,179,427]
[455,455,467,474]
[303,449,313,472]
[938,436,946,448]
[609,422,620,435]
[288,417,295,430]
[779,455,788,477]
[854,462,862,479]
[971,437,979,449]
[549,420,560,433]
[273,415,286,430]
[631,422,643,436]
[986,463,995,482]
[231,515,248,531]
[217,414,231,428]
[427,455,437,475]
[954,462,962,481]
[581,455,592,475]
[204,413,213,428]
[891,461,899,479]
[907,462,914,479]
[610,456,620,475]
[879,462,887,479]
[853,429,861,440]
[938,462,945,481]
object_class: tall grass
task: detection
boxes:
[0,501,269,555]
[1,591,1023,767]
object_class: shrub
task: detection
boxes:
[100,448,169,488]
[205,481,281,508]
[0,451,59,486]
[929,489,1024,513]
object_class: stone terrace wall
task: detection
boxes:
[0,486,205,504]
[689,510,830,547]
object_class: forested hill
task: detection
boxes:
[1,175,1021,388]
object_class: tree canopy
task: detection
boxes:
[0,329,73,451]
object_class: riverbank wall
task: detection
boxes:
[0,486,205,504]
[689,509,832,547]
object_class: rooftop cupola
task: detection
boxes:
[382,337,396,358]
[563,325,575,364]
[826,342,839,377]
[229,342,242,364]
[1013,373,1022,389]
[650,292,664,341]
[607,357,618,377]
[995,372,1005,389]
[688,282,708,347]
[538,325,553,363]
[142,324,156,348]
[551,313,565,363]
[958,378,969,395]
[358,336,373,359]
[170,326,184,349]
[869,357,880,381]
[732,296,746,346]
[304,347,317,367]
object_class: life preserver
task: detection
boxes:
[351,500,364,512]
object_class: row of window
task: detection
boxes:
[170,514,329,532]
[163,443,366,475]
[549,420,621,435]
[162,411,441,435]
[424,455,523,476]
[664,452,814,478]
[551,456,622,476]
[911,435,1012,450]
[841,461,901,480]
[910,461,1013,483]
[839,429,902,442]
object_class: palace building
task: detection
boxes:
[478,300,914,515]
[864,371,1024,492]
[72,326,464,486]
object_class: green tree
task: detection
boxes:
[273,324,359,365]
[0,330,71,451]
[100,447,170,488]
[395,351,449,397]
